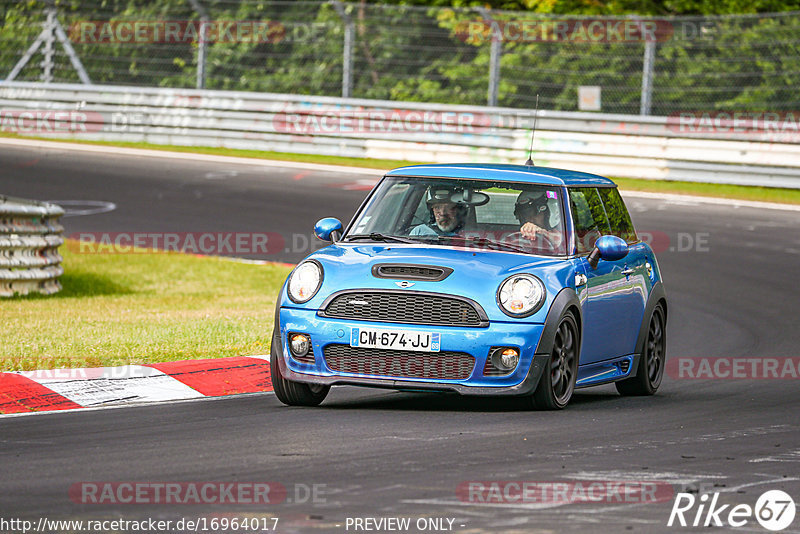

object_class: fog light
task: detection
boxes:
[492,347,520,370]
[500,348,520,369]
[289,333,310,357]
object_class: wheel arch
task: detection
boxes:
[629,282,667,378]
[536,287,583,356]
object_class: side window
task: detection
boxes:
[598,188,637,244]
[568,188,610,254]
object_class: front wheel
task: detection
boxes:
[532,313,579,410]
[270,330,330,406]
[616,303,666,396]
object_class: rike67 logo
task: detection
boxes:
[668,490,795,531]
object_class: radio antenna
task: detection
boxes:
[525,94,539,166]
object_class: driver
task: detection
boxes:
[411,188,467,236]
[514,190,563,248]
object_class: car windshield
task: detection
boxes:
[344,176,568,256]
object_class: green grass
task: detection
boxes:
[1,241,292,371]
[614,177,800,205]
[2,132,798,205]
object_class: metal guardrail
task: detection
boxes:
[0,196,64,297]
[0,81,799,188]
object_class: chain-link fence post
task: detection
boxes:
[640,40,656,115]
[477,7,501,107]
[188,0,208,89]
[332,1,354,99]
[197,19,209,89]
[41,9,56,82]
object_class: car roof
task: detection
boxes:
[385,163,616,187]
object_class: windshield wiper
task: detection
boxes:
[437,235,531,254]
[345,233,419,244]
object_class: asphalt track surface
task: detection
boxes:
[1,144,799,533]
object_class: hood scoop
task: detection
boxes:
[371,263,453,282]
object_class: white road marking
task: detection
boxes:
[204,170,238,180]
[46,200,116,217]
[557,425,793,457]
[750,449,800,463]
[716,476,800,493]
[566,470,725,485]
[401,498,564,511]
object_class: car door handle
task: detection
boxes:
[621,268,635,276]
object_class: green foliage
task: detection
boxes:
[1,0,798,114]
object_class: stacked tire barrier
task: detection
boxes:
[0,196,64,297]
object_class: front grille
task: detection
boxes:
[324,344,475,380]
[372,264,452,281]
[321,291,486,327]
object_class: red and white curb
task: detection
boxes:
[0,356,272,416]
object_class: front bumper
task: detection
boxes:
[277,307,550,396]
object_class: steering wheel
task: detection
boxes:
[505,231,556,252]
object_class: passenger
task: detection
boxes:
[411,188,467,236]
[514,191,563,249]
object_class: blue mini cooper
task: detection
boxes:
[271,164,667,409]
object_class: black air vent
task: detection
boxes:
[320,290,488,327]
[372,264,453,281]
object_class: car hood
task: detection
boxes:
[282,243,578,323]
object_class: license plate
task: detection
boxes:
[350,328,440,352]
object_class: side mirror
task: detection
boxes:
[587,235,629,269]
[314,217,343,242]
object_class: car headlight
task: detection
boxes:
[287,261,323,303]
[497,274,546,317]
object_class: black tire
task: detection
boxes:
[616,303,666,396]
[533,312,579,410]
[270,330,330,406]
